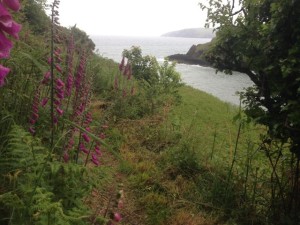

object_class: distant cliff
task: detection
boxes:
[167,41,212,66]
[161,28,215,39]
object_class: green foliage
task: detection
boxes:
[166,142,203,178]
[22,0,51,34]
[201,0,300,156]
[201,0,300,222]
[107,46,182,119]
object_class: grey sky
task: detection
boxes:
[54,0,207,36]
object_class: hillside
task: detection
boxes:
[167,41,213,66]
[161,28,215,38]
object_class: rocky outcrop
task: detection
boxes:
[167,42,212,67]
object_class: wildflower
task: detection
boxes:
[91,153,100,166]
[55,78,64,88]
[0,65,10,86]
[63,152,69,163]
[56,107,63,116]
[55,64,62,73]
[3,0,20,11]
[41,98,49,107]
[94,145,102,156]
[28,127,35,135]
[113,213,122,222]
[82,133,90,143]
[41,71,51,84]
[0,31,12,58]
[0,0,21,87]
[79,142,89,154]
[119,56,125,72]
[0,3,21,39]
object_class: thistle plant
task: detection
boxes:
[0,0,21,86]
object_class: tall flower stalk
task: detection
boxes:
[0,0,21,86]
[50,0,60,147]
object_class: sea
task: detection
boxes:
[91,35,253,105]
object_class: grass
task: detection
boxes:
[96,85,270,225]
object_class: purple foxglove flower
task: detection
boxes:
[0,64,10,86]
[56,91,64,99]
[0,4,21,38]
[56,107,63,116]
[29,127,35,134]
[0,31,12,58]
[63,152,69,163]
[94,146,102,156]
[3,0,20,11]
[91,157,99,166]
[55,78,64,87]
[47,57,52,65]
[54,99,61,106]
[42,71,50,84]
[91,153,98,161]
[31,112,39,120]
[0,19,21,39]
[29,118,35,125]
[55,64,62,73]
[119,57,125,72]
[82,133,90,143]
[41,98,49,107]
[53,116,58,124]
[80,142,89,153]
[113,213,122,222]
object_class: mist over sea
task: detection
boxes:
[91,35,253,105]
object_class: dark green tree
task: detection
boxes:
[200,0,300,222]
[201,0,300,156]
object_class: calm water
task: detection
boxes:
[91,35,253,105]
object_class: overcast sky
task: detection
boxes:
[52,0,207,36]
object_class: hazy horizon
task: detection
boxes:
[47,0,207,36]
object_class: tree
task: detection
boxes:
[122,46,159,83]
[201,0,300,156]
[200,0,300,222]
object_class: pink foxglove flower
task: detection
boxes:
[42,71,50,84]
[28,127,35,135]
[0,64,10,86]
[113,213,122,222]
[82,133,90,143]
[0,31,12,58]
[91,153,100,166]
[56,107,63,116]
[63,152,69,163]
[3,0,20,11]
[119,57,125,72]
[94,145,102,156]
[0,4,21,39]
[79,142,89,154]
[41,98,49,107]
[55,64,62,73]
